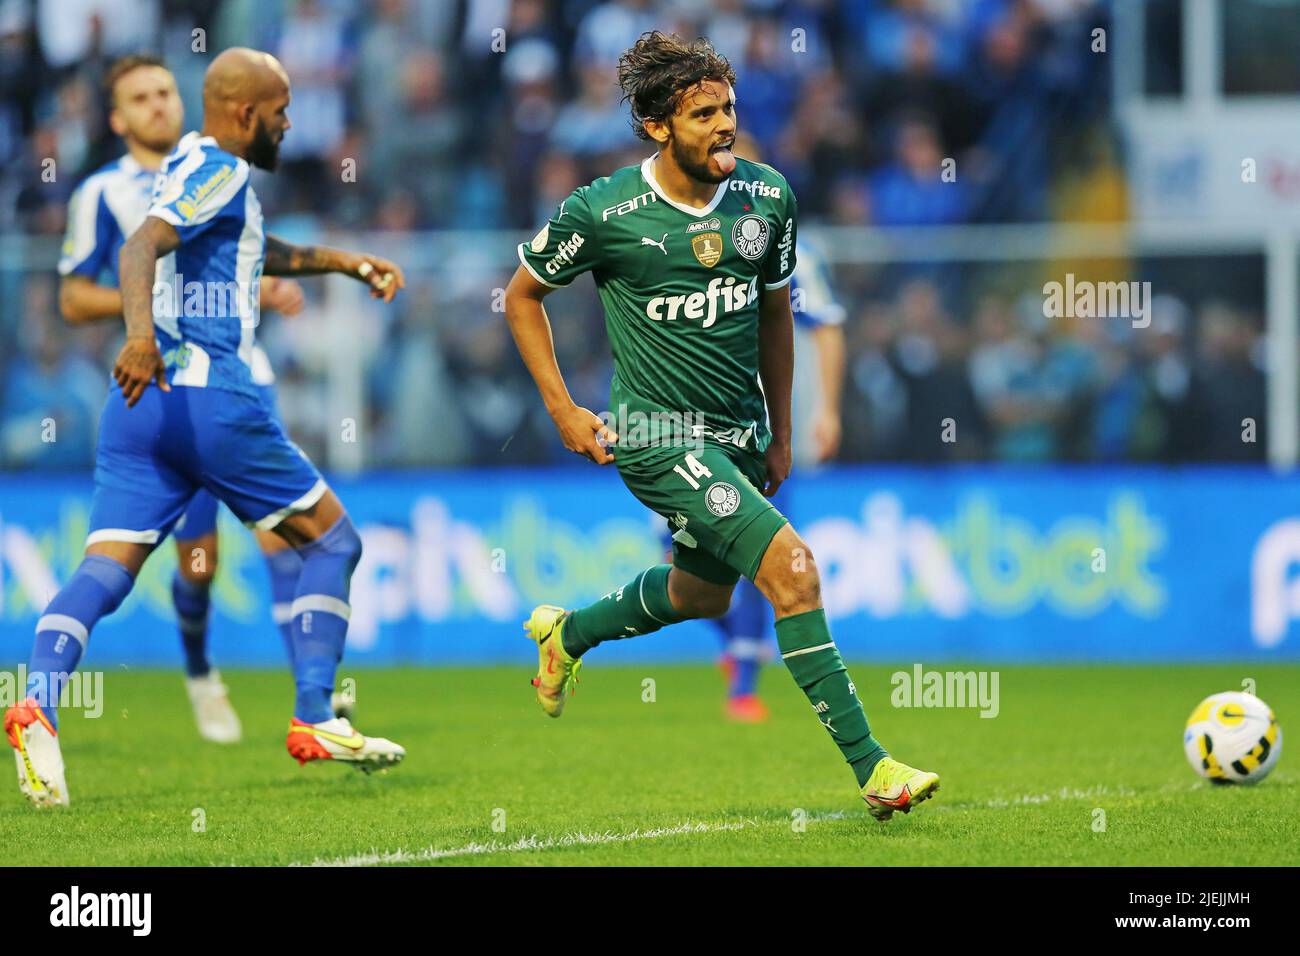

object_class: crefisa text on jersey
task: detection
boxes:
[729,178,782,198]
[545,233,585,276]
[645,275,759,328]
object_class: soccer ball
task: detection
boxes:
[1183,692,1282,784]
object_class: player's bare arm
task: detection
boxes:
[61,274,303,324]
[262,235,404,302]
[758,282,794,496]
[115,215,179,407]
[58,275,126,325]
[811,323,845,462]
[504,263,617,464]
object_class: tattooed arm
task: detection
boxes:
[112,216,180,406]
[263,234,406,302]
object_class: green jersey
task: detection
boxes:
[518,154,798,458]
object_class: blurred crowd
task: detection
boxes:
[1,0,1112,232]
[837,276,1267,464]
[0,0,1271,469]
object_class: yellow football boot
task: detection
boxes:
[860,756,940,821]
[525,604,583,718]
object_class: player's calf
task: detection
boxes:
[560,564,691,658]
[277,511,405,771]
[756,525,941,818]
[24,554,135,732]
[284,513,362,725]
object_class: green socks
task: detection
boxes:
[776,608,886,786]
[563,570,883,788]
[562,564,686,658]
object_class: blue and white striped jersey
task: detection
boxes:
[144,131,267,397]
[790,240,846,331]
[59,137,277,391]
[59,154,155,285]
[790,239,846,468]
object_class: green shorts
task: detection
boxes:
[616,442,789,586]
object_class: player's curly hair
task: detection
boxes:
[105,53,168,106]
[617,31,737,141]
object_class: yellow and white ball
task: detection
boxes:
[1183,691,1281,784]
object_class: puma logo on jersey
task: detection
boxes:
[645,275,758,328]
[641,233,668,255]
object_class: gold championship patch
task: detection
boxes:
[691,232,723,268]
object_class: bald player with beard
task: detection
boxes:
[8,48,407,808]
[56,53,343,747]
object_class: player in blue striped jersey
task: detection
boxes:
[56,54,319,745]
[7,49,406,807]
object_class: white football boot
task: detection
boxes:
[185,670,242,744]
[5,699,69,808]
[285,716,404,773]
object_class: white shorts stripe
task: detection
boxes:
[86,528,161,547]
[290,594,351,622]
[36,614,89,648]
[251,479,329,531]
[780,641,835,660]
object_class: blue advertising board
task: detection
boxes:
[1,467,1298,665]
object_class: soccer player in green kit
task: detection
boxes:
[503,31,939,820]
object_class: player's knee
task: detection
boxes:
[176,545,218,587]
[176,560,217,588]
[298,515,363,576]
[768,572,820,616]
[689,591,734,619]
[761,541,822,616]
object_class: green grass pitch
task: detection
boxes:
[2,663,1295,866]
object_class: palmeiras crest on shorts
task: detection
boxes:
[731,215,770,260]
[704,481,741,517]
[691,232,723,267]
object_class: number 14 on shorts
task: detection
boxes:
[672,453,713,490]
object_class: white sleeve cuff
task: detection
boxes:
[516,243,570,289]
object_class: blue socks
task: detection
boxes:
[264,547,303,667]
[176,548,303,677]
[289,516,361,723]
[172,572,212,678]
[715,577,769,698]
[27,554,134,729]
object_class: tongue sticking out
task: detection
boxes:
[712,147,736,175]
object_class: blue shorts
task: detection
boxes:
[171,382,282,542]
[87,383,324,549]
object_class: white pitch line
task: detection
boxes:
[285,782,1206,868]
[296,820,753,867]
